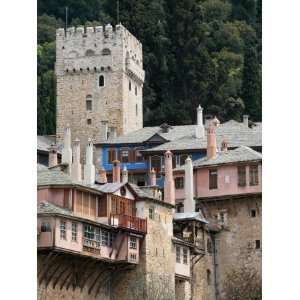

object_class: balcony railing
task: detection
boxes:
[181,235,205,251]
[110,214,147,233]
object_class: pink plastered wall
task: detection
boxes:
[37,188,70,208]
[174,163,262,200]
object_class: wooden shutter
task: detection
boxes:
[129,149,135,162]
[98,197,107,217]
[63,189,69,208]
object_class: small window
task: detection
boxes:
[250,209,256,218]
[136,104,138,116]
[183,248,188,264]
[135,147,144,162]
[102,48,111,56]
[176,246,181,263]
[135,86,137,95]
[60,221,66,240]
[99,75,105,87]
[207,269,211,285]
[175,177,184,189]
[129,237,137,249]
[129,81,131,91]
[86,95,92,111]
[238,166,246,186]
[121,149,129,163]
[72,222,77,242]
[250,165,259,186]
[41,222,51,232]
[101,230,109,246]
[129,253,137,261]
[207,238,212,254]
[149,207,154,220]
[255,240,261,249]
[209,169,218,189]
[87,119,92,125]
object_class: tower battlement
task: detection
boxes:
[56,23,145,149]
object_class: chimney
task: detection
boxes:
[221,138,228,152]
[122,165,128,183]
[48,144,58,168]
[207,117,220,160]
[112,160,121,183]
[101,121,108,140]
[97,167,107,184]
[83,139,95,185]
[184,156,195,213]
[150,168,157,186]
[195,105,205,138]
[164,150,175,205]
[71,138,82,181]
[62,126,72,174]
[243,115,249,127]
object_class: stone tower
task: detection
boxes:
[55,24,145,148]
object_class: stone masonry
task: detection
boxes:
[55,24,145,152]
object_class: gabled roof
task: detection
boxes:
[143,120,261,153]
[93,182,126,193]
[96,125,197,145]
[175,146,262,170]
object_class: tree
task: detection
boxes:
[223,266,262,300]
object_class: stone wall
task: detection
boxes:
[199,195,262,300]
[55,25,144,155]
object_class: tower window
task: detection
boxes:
[135,86,137,95]
[207,270,211,285]
[129,81,131,91]
[86,95,92,111]
[102,48,111,56]
[87,119,92,125]
[250,209,256,218]
[255,240,261,249]
[99,75,105,87]
[136,104,138,116]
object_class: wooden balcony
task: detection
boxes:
[181,236,205,251]
[110,214,147,234]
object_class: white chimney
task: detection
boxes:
[83,139,95,185]
[243,115,249,127]
[184,156,195,213]
[48,144,58,168]
[71,138,82,182]
[62,126,72,174]
[195,105,205,138]
[122,165,128,183]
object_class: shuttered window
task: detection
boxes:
[98,197,107,217]
[209,169,218,190]
[249,165,259,186]
[238,166,246,187]
[108,149,116,163]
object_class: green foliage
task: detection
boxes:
[37,0,261,134]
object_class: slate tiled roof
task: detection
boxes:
[38,201,73,216]
[175,146,262,171]
[94,182,126,193]
[37,135,62,153]
[173,211,208,224]
[37,168,75,186]
[143,120,261,153]
[98,125,197,144]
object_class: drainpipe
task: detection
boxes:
[211,234,219,300]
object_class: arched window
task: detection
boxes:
[85,49,95,56]
[207,270,211,285]
[99,75,105,87]
[129,81,131,91]
[102,48,111,56]
[86,95,92,111]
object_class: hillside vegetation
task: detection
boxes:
[38,0,261,135]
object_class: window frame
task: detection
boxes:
[175,177,184,189]
[183,248,188,264]
[255,239,261,249]
[99,75,105,87]
[209,169,218,190]
[237,165,246,187]
[60,221,66,240]
[71,222,77,242]
[249,164,259,186]
[86,95,93,111]
[176,246,181,263]
[120,148,130,163]
[129,237,137,250]
[149,207,154,220]
[41,222,51,232]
